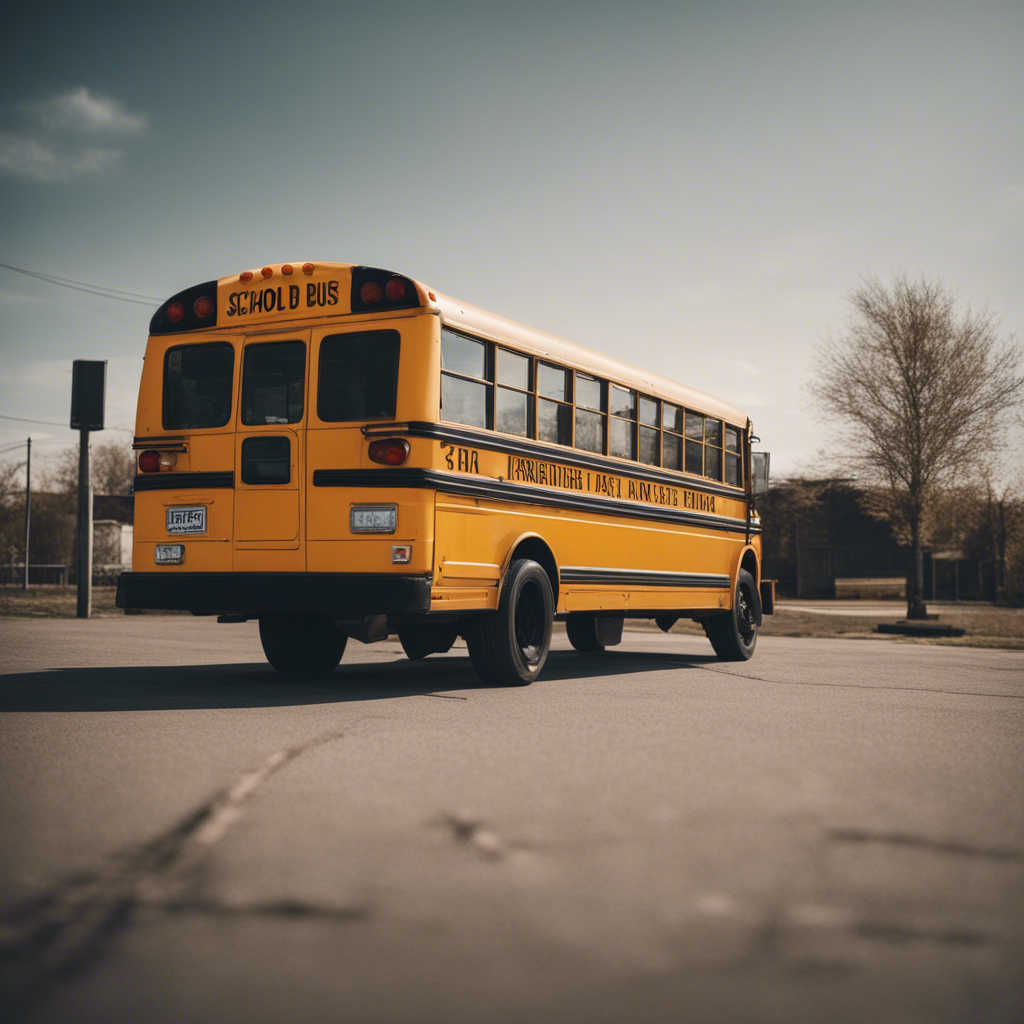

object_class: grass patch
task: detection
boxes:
[0,586,120,618]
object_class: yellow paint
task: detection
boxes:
[131,261,761,615]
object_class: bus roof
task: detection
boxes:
[429,287,750,428]
[160,261,750,427]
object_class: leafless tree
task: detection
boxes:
[812,277,1024,618]
[50,441,136,496]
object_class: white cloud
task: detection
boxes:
[27,87,147,135]
[0,133,121,182]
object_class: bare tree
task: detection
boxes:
[50,441,136,496]
[813,277,1024,618]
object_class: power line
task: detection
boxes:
[0,413,134,433]
[0,261,162,307]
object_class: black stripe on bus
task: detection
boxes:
[559,567,731,589]
[362,421,748,502]
[133,471,234,491]
[312,467,758,534]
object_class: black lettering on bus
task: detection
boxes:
[327,280,339,305]
[288,284,300,309]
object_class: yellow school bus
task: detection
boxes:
[117,261,773,684]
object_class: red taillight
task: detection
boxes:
[384,277,407,301]
[240,270,253,282]
[360,280,383,305]
[193,295,214,319]
[138,450,161,473]
[368,438,410,466]
[166,302,184,324]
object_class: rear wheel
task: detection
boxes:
[465,558,553,685]
[566,613,605,652]
[258,614,346,675]
[398,623,459,661]
[707,569,760,661]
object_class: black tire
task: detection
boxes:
[258,614,346,675]
[398,623,459,661]
[707,569,760,661]
[566,613,604,652]
[465,558,553,685]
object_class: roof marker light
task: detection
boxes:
[302,263,315,275]
[240,270,253,282]
[281,264,293,275]
[261,266,273,279]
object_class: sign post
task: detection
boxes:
[70,360,106,619]
[23,437,30,590]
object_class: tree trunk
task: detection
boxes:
[906,511,928,619]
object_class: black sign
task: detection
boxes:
[70,360,106,431]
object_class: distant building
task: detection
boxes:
[760,479,981,600]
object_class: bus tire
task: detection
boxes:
[465,558,553,685]
[398,623,459,661]
[566,613,604,652]
[707,569,759,661]
[258,614,346,675]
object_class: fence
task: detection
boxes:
[0,564,127,586]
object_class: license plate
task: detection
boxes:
[155,543,184,565]
[166,505,206,534]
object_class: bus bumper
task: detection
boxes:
[116,572,432,616]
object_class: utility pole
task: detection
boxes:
[70,360,106,619]
[76,430,92,617]
[23,437,30,590]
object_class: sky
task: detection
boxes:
[1,0,1021,481]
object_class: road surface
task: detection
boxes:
[2,617,1022,1023]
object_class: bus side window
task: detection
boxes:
[537,362,570,445]
[574,372,605,454]
[441,329,492,429]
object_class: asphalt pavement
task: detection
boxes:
[1,616,1022,1023]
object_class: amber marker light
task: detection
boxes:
[261,266,273,278]
[302,262,315,275]
[240,270,253,282]
[281,264,293,275]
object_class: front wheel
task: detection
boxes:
[465,558,553,685]
[259,614,346,675]
[707,569,760,661]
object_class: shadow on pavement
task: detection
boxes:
[0,648,716,713]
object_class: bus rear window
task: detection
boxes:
[318,330,400,422]
[163,343,234,430]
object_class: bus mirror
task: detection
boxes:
[751,451,770,497]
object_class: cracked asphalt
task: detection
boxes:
[1,617,1022,1023]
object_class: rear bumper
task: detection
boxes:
[116,572,432,615]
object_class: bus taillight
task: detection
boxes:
[351,266,419,313]
[368,438,410,466]
[193,295,214,319]
[138,450,160,473]
[360,281,383,305]
[166,302,185,324]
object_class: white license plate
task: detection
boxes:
[155,543,185,565]
[166,505,206,534]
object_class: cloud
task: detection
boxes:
[0,133,121,183]
[0,88,144,183]
[26,87,147,135]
